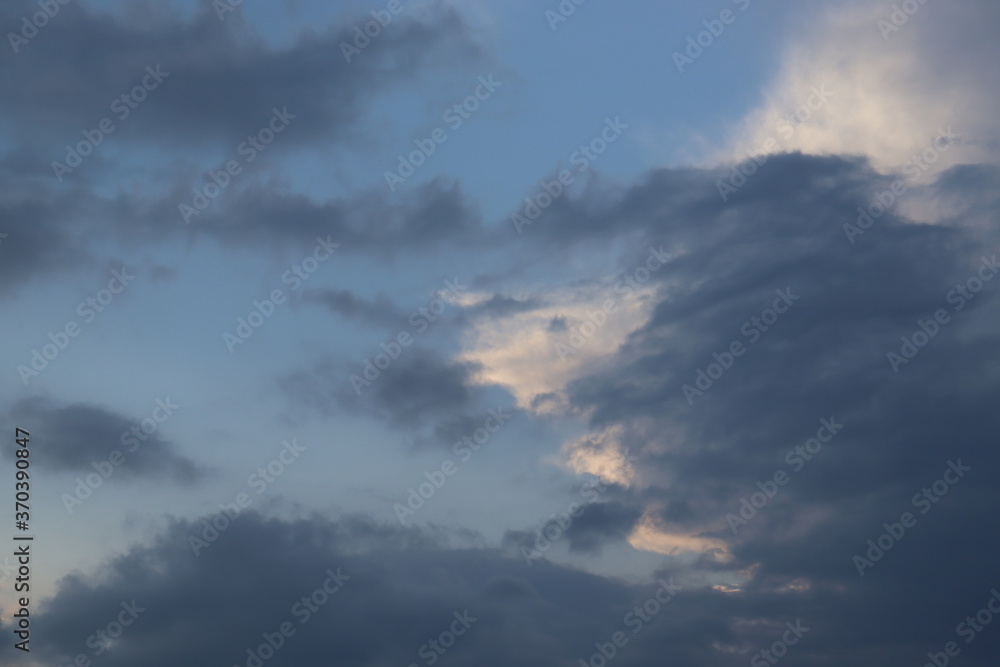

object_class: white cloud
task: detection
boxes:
[719,0,998,179]
[458,281,659,414]
[561,424,635,486]
[628,509,730,559]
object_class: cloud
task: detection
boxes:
[10,512,662,667]
[0,189,95,295]
[560,501,644,554]
[302,288,402,328]
[561,424,637,486]
[0,1,485,293]
[458,278,660,414]
[162,176,484,253]
[8,510,999,666]
[627,510,730,559]
[531,153,1000,601]
[0,397,206,483]
[0,0,482,152]
[279,350,483,431]
[721,0,1000,179]
[422,149,1000,603]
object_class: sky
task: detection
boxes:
[1,0,999,665]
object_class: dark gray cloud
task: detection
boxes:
[497,154,1000,660]
[279,350,483,431]
[465,294,545,319]
[301,288,402,328]
[414,409,505,452]
[0,161,485,295]
[561,501,644,553]
[7,512,657,666]
[0,0,485,293]
[0,0,481,151]
[548,315,569,332]
[0,140,121,293]
[358,353,479,427]
[0,396,206,483]
[5,511,998,666]
[157,175,484,253]
[302,287,543,340]
[558,156,1000,513]
[503,499,643,556]
[0,192,94,295]
[184,151,1000,666]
